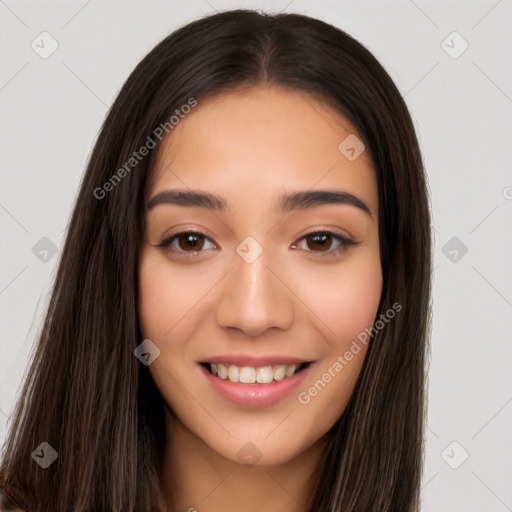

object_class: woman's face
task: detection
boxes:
[139,85,382,465]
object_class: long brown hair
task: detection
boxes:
[0,9,432,511]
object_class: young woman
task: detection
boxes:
[0,9,432,512]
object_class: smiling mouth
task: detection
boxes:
[200,362,312,384]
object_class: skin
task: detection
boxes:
[138,85,383,512]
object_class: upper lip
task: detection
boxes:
[199,354,313,367]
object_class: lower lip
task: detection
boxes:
[200,364,314,408]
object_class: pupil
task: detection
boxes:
[309,233,330,251]
[180,234,203,251]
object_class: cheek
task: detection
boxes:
[291,249,382,431]
[138,254,168,340]
[292,248,383,346]
[330,261,382,341]
[138,251,203,341]
[138,253,194,357]
[138,253,198,397]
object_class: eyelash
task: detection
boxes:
[156,229,358,258]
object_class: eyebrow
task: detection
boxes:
[147,189,373,218]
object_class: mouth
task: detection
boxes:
[199,361,313,385]
[198,354,316,407]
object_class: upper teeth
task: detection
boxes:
[210,363,299,384]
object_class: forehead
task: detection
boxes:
[148,85,377,215]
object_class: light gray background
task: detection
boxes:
[1,1,511,510]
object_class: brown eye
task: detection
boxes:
[305,233,333,252]
[157,231,216,255]
[292,231,357,255]
[177,233,205,251]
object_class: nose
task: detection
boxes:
[215,249,295,337]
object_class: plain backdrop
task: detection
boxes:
[1,1,511,511]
